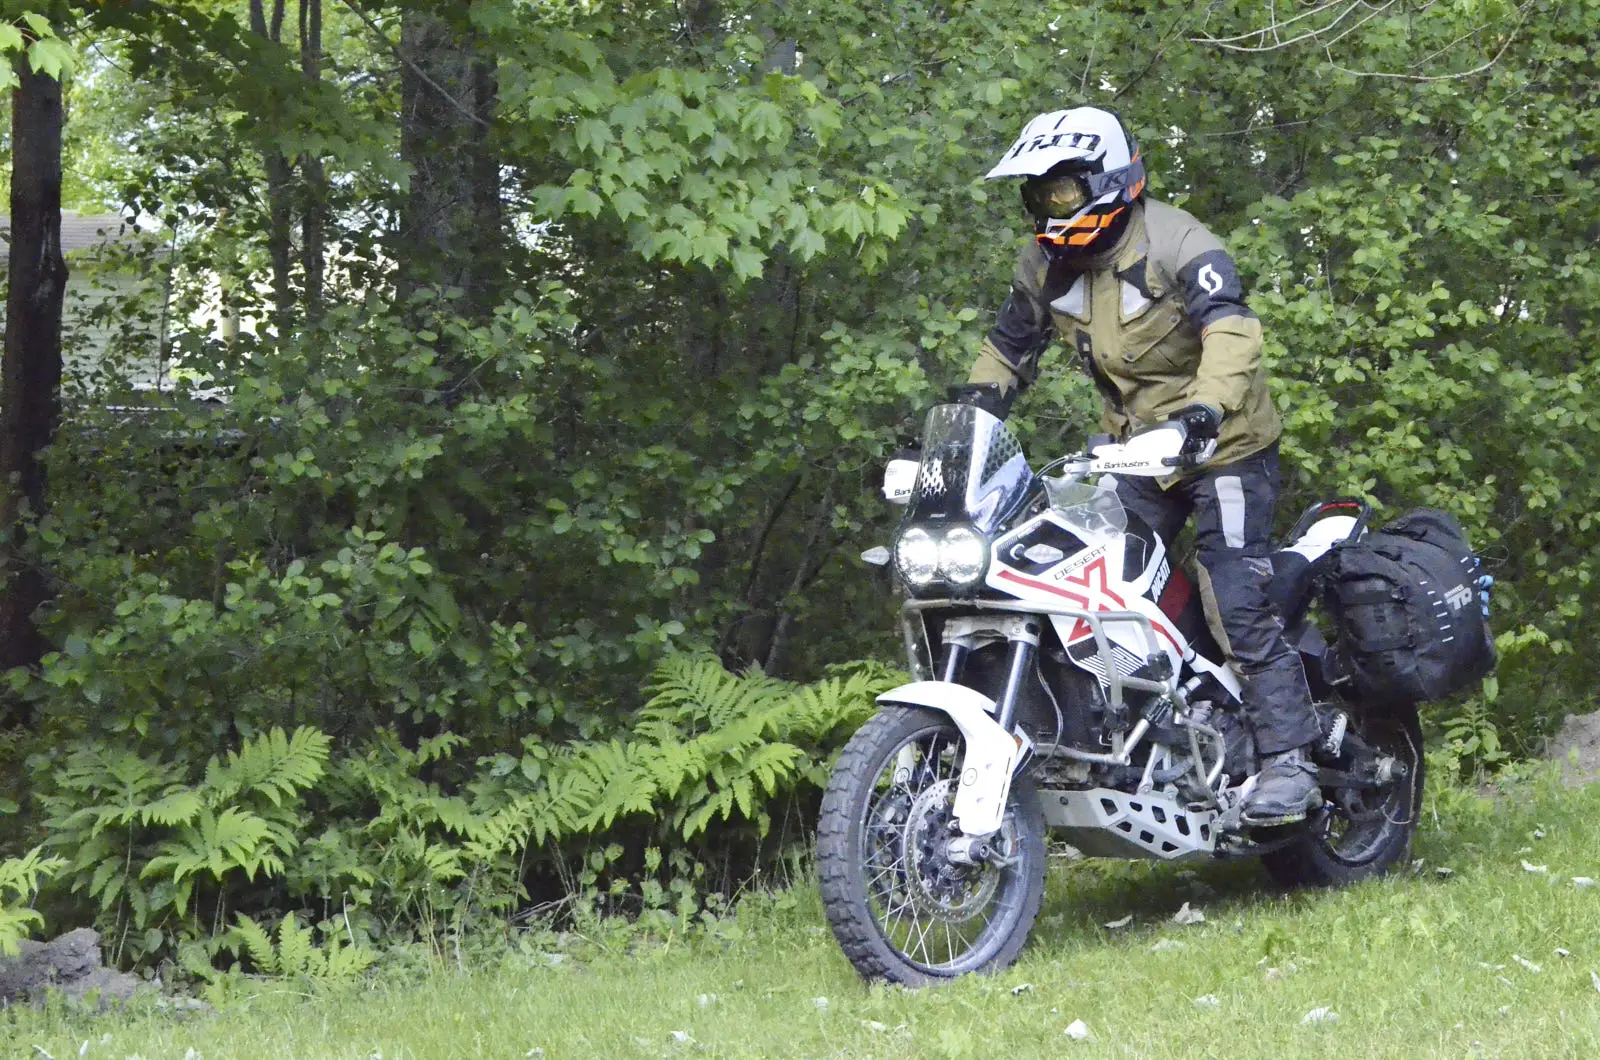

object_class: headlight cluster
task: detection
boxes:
[894,524,989,590]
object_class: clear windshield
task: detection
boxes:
[1043,477,1128,537]
[904,404,1033,534]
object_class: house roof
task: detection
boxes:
[0,211,145,260]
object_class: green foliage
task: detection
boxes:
[0,847,62,956]
[1437,692,1513,776]
[229,912,377,981]
[478,655,899,851]
[0,11,74,89]
[5,0,1600,966]
[17,656,894,961]
[34,727,328,962]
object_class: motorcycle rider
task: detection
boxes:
[959,106,1322,825]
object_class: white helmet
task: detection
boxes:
[986,107,1145,255]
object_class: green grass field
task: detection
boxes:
[8,768,1600,1059]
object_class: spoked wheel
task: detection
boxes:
[1262,705,1424,887]
[817,706,1046,985]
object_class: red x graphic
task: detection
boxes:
[995,556,1178,649]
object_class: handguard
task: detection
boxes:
[1085,422,1212,477]
[882,459,919,504]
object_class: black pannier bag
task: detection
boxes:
[1321,508,1496,704]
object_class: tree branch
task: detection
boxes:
[1326,1,1532,81]
[1113,0,1223,100]
[1315,0,1414,56]
[1407,18,1497,71]
[763,477,834,674]
[1189,0,1362,51]
[1078,4,1100,97]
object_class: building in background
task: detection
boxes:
[0,210,174,398]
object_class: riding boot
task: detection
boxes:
[1241,746,1321,826]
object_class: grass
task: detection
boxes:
[8,765,1600,1059]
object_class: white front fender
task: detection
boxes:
[876,681,1024,837]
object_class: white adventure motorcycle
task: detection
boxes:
[818,403,1423,985]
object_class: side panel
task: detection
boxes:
[989,510,1187,679]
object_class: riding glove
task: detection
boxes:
[1172,402,1223,466]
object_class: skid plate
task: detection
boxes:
[1043,787,1218,861]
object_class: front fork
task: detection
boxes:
[879,616,1043,844]
[938,618,1041,847]
[942,622,1041,734]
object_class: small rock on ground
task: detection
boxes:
[1548,711,1600,786]
[0,930,143,1009]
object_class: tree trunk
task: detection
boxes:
[763,476,835,675]
[395,2,502,319]
[0,55,68,714]
[300,0,326,322]
[250,0,295,338]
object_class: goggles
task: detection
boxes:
[1019,157,1145,221]
[1020,173,1090,219]
[1034,207,1127,248]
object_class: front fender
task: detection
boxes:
[876,681,1021,837]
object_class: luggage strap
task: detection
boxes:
[1343,587,1403,605]
[1352,634,1413,652]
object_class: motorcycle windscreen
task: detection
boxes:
[1043,478,1128,537]
[905,404,1032,534]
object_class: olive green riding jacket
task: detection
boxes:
[969,199,1281,476]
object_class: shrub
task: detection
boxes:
[14,655,899,964]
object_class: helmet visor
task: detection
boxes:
[1020,173,1090,221]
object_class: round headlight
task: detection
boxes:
[894,527,939,587]
[938,526,989,585]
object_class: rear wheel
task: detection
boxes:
[1262,705,1423,887]
[817,706,1047,985]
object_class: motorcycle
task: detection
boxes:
[818,403,1422,985]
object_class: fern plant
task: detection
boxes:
[287,729,513,935]
[472,655,900,856]
[28,655,899,956]
[0,847,64,956]
[37,726,331,961]
[230,912,376,980]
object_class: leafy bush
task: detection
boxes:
[14,655,898,963]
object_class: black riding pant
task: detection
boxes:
[1110,443,1320,756]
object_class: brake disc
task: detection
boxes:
[902,780,1001,920]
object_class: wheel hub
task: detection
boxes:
[902,780,1000,919]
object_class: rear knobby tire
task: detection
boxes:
[1262,705,1424,888]
[817,706,1047,986]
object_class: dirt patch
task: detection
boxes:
[1547,711,1600,786]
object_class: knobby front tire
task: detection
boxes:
[817,706,1047,986]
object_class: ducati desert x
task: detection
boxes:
[817,404,1422,985]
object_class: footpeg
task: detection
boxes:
[1321,711,1348,757]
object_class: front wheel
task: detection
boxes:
[817,706,1047,986]
[1262,705,1424,887]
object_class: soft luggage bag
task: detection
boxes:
[1322,508,1495,704]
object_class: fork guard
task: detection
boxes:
[876,681,1025,837]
